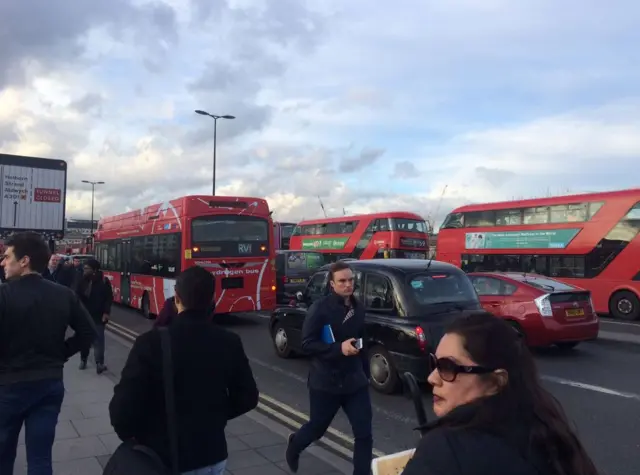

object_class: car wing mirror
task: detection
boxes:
[295,291,304,302]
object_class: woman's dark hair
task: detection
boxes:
[444,313,599,475]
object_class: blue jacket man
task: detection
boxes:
[286,260,373,475]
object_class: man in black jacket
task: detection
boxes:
[109,265,259,474]
[286,261,373,475]
[76,259,113,373]
[0,232,96,475]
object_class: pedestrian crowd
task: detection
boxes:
[0,232,601,475]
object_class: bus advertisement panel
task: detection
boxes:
[289,211,429,261]
[273,221,295,250]
[436,188,640,321]
[94,195,277,318]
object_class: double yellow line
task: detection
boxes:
[105,321,386,459]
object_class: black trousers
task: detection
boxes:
[291,386,373,475]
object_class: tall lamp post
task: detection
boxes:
[81,180,104,237]
[195,110,235,196]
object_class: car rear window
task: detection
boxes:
[286,252,326,271]
[408,272,478,305]
[509,275,577,292]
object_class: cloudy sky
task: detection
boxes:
[1,0,639,229]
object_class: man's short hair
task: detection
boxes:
[328,260,352,281]
[175,266,215,312]
[6,232,51,273]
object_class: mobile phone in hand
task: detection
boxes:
[352,338,363,350]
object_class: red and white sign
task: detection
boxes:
[34,188,62,203]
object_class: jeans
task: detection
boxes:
[291,386,373,475]
[182,459,227,475]
[81,322,105,364]
[0,378,65,475]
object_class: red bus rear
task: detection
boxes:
[436,188,640,321]
[273,222,295,250]
[94,195,276,317]
[289,211,429,261]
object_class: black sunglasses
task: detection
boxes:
[429,353,495,383]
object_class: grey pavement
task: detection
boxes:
[12,354,345,475]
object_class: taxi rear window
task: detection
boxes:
[408,272,478,305]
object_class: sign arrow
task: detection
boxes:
[13,201,18,227]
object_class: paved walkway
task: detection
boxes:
[13,354,345,475]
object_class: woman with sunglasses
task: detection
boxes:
[402,312,599,475]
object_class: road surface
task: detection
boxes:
[105,305,640,475]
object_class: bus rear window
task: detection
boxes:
[407,272,478,305]
[192,215,269,257]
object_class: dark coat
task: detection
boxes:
[76,271,113,322]
[109,310,259,473]
[0,274,96,385]
[402,399,552,475]
[153,297,215,328]
[301,292,370,394]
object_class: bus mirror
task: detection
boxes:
[296,291,304,302]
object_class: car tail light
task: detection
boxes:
[534,294,553,317]
[415,326,427,352]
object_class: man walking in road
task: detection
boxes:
[286,261,373,475]
[109,265,259,474]
[0,232,96,475]
[76,259,113,373]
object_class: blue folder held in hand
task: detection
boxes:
[321,324,335,344]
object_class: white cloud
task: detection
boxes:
[0,0,639,233]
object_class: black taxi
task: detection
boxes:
[268,259,483,394]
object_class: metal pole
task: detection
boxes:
[90,184,95,235]
[213,118,218,196]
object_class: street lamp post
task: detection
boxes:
[81,180,105,236]
[195,110,235,196]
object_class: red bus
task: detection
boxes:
[436,188,640,321]
[289,211,429,261]
[94,195,277,318]
[273,221,296,250]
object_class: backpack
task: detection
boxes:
[102,328,179,475]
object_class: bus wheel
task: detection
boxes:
[609,291,640,321]
[141,293,152,320]
[368,345,400,394]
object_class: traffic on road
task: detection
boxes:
[105,302,640,475]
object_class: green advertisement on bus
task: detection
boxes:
[465,229,580,250]
[301,237,349,250]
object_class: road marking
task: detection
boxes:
[600,319,640,328]
[541,375,640,401]
[105,321,387,457]
[249,356,416,425]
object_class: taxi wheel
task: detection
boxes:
[141,293,152,320]
[272,322,293,358]
[368,345,400,395]
[609,291,640,321]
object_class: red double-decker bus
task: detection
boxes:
[289,211,429,261]
[436,188,640,320]
[273,221,296,250]
[94,195,277,318]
